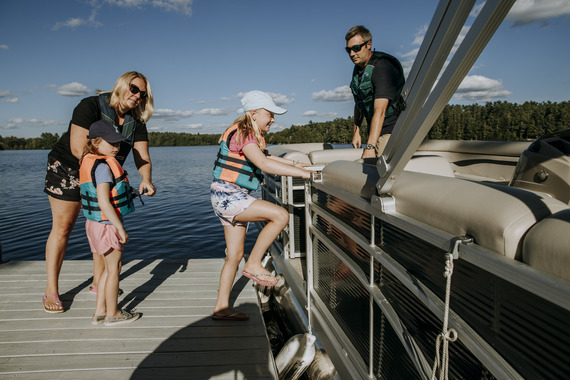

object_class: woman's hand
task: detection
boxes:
[139,181,156,196]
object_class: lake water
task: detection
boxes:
[0,145,259,262]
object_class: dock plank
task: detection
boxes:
[0,259,277,379]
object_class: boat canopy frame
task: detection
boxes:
[377,0,517,195]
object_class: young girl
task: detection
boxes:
[210,90,312,321]
[79,120,140,326]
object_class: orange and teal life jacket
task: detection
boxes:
[79,154,135,222]
[350,51,406,124]
[212,124,266,191]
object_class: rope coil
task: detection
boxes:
[431,251,458,380]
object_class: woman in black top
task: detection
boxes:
[42,71,156,313]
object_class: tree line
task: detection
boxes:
[1,100,568,150]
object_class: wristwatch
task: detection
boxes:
[365,144,375,150]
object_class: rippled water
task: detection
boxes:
[0,146,258,261]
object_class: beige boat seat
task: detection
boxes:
[322,160,569,260]
[308,149,455,179]
[522,209,570,281]
[269,143,332,156]
[268,143,333,165]
[309,149,362,165]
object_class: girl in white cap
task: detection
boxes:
[210,90,312,320]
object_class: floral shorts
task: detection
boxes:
[210,179,256,226]
[44,155,81,201]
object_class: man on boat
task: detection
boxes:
[346,25,405,158]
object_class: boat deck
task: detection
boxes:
[0,259,277,379]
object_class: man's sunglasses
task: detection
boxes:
[129,84,148,100]
[345,41,369,54]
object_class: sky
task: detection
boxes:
[1,0,569,138]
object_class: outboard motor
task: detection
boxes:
[509,129,570,205]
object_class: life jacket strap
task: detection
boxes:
[213,160,257,181]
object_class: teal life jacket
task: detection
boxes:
[98,93,141,164]
[350,51,406,124]
[79,154,135,222]
[212,124,266,191]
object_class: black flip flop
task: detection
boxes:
[212,309,249,321]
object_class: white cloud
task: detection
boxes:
[303,111,339,118]
[507,0,570,27]
[153,108,195,121]
[153,107,230,122]
[454,75,511,102]
[312,86,352,102]
[236,91,294,106]
[104,0,193,14]
[57,82,91,97]
[269,93,295,106]
[3,118,63,130]
[411,24,428,46]
[52,0,192,30]
[151,0,194,15]
[195,107,231,116]
[178,123,203,129]
[0,90,18,103]
[0,45,8,50]
[53,17,87,30]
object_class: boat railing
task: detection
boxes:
[260,150,570,379]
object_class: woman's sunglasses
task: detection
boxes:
[129,84,148,100]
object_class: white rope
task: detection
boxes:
[431,254,458,380]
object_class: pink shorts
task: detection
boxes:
[85,220,124,255]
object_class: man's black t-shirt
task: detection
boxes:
[355,57,401,134]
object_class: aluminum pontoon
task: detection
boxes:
[256,1,570,379]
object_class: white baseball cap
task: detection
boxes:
[237,90,287,115]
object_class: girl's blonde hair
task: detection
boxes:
[220,111,264,148]
[79,137,103,165]
[96,71,154,122]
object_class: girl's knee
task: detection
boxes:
[225,250,244,265]
[276,207,289,228]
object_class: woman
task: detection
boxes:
[210,90,312,320]
[42,71,156,313]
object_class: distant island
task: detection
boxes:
[1,100,568,150]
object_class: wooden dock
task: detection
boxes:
[0,259,278,379]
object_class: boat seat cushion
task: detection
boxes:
[322,160,568,259]
[268,143,332,156]
[308,149,362,165]
[522,209,570,281]
[403,155,455,177]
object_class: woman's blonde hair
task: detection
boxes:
[79,137,103,165]
[96,71,154,122]
[220,111,264,148]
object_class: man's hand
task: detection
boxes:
[361,148,376,159]
[352,133,362,149]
